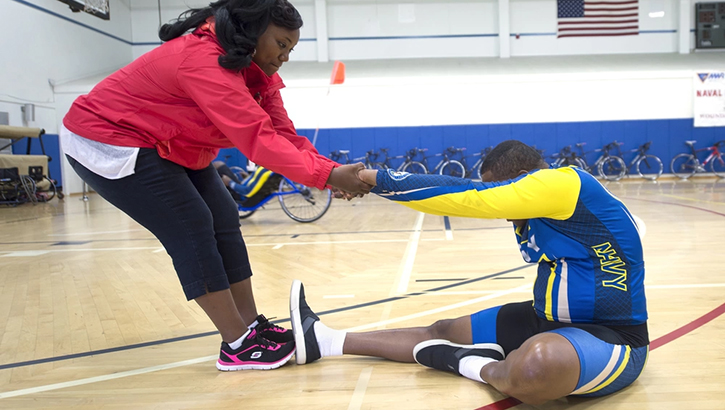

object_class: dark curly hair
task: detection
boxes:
[159,0,303,70]
[480,140,548,181]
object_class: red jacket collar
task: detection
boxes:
[193,25,284,93]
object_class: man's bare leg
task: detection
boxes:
[341,317,473,362]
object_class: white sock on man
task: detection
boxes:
[314,321,346,357]
[459,356,497,383]
[228,329,252,350]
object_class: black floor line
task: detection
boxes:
[0,264,531,370]
[415,278,467,282]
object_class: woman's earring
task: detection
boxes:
[252,48,256,57]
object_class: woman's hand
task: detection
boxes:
[331,188,364,200]
[327,163,372,195]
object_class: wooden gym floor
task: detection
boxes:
[0,177,723,409]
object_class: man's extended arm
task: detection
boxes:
[359,168,581,220]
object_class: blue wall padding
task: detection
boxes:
[219,118,725,174]
[11,133,63,187]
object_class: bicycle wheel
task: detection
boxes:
[475,162,483,180]
[710,154,725,178]
[598,156,626,181]
[635,155,663,180]
[19,175,37,203]
[670,153,698,179]
[37,177,57,202]
[369,162,388,170]
[278,179,332,223]
[439,160,466,178]
[401,161,428,174]
[238,207,256,219]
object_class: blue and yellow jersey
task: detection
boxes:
[372,167,647,326]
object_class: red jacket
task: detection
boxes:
[63,29,335,189]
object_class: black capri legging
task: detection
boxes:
[67,148,253,300]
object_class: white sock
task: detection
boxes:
[314,321,347,357]
[228,329,251,350]
[247,318,259,329]
[459,356,497,384]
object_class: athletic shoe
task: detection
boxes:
[216,328,295,371]
[413,339,505,375]
[290,279,322,365]
[252,314,294,344]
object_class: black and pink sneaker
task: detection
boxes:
[216,328,295,371]
[251,314,294,344]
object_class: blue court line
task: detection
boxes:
[510,33,556,37]
[0,264,530,370]
[640,30,677,34]
[443,216,452,233]
[133,38,316,47]
[330,33,498,41]
[511,30,681,37]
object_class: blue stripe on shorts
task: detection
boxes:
[470,305,502,344]
[548,327,649,397]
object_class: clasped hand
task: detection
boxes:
[327,164,379,200]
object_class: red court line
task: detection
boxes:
[475,397,521,410]
[649,302,725,351]
[473,302,725,410]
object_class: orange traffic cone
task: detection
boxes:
[330,61,345,85]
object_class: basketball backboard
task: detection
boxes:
[57,0,110,20]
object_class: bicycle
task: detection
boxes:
[572,142,625,181]
[329,149,385,170]
[591,142,627,181]
[398,148,428,174]
[614,141,663,181]
[329,150,351,164]
[670,140,725,179]
[437,147,467,178]
[229,166,332,223]
[359,150,388,170]
[416,147,465,177]
[551,146,586,169]
[466,146,493,180]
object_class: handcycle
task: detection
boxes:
[228,166,332,223]
[670,140,725,179]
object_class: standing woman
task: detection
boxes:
[61,0,370,371]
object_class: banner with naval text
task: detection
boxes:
[694,71,725,127]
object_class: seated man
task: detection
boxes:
[290,140,648,405]
[213,161,282,206]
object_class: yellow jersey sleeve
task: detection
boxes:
[372,167,582,220]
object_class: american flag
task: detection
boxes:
[557,0,639,38]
